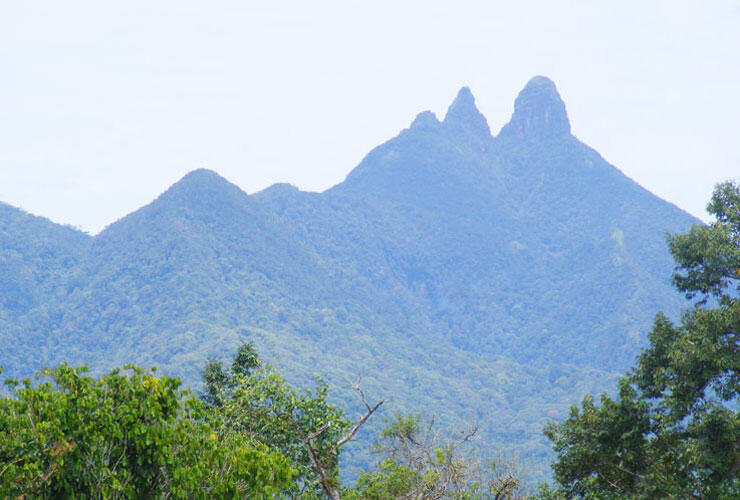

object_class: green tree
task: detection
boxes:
[201,343,383,500]
[0,364,293,499]
[543,181,740,498]
[346,413,526,499]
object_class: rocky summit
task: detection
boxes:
[499,75,571,140]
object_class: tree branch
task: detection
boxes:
[331,399,384,455]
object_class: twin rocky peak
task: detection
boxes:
[170,76,574,202]
[411,75,571,142]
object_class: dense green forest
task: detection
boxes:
[3,181,738,498]
[0,345,526,499]
[539,181,740,498]
[0,77,698,482]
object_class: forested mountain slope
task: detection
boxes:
[0,203,90,370]
[0,77,698,480]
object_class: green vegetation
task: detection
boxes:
[0,78,699,482]
[348,413,526,499]
[542,181,740,498]
[0,347,527,499]
[4,173,740,500]
[0,364,293,499]
[201,343,383,499]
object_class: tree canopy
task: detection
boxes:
[347,413,526,499]
[201,343,385,499]
[0,343,530,498]
[543,181,740,498]
[0,364,293,499]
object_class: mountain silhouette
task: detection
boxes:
[0,77,698,481]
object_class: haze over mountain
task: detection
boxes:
[1,77,698,481]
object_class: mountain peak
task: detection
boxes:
[158,168,248,207]
[177,168,225,185]
[498,76,570,141]
[410,110,440,129]
[443,86,491,139]
[449,86,476,110]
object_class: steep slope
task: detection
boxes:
[490,77,693,368]
[287,77,696,371]
[0,77,699,482]
[249,78,698,478]
[41,169,340,379]
[0,203,90,370]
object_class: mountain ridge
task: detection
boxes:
[0,77,700,482]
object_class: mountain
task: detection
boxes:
[0,77,698,482]
[0,203,90,371]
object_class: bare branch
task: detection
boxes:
[289,417,341,500]
[291,382,384,500]
[331,398,384,455]
[349,376,372,412]
[306,422,331,442]
[451,424,479,452]
[303,436,340,500]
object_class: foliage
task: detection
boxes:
[0,363,293,499]
[543,181,740,498]
[346,413,526,499]
[202,343,367,499]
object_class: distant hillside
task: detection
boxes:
[0,77,698,483]
[0,203,90,371]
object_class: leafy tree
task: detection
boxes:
[543,181,740,498]
[201,343,383,499]
[0,364,293,499]
[346,413,526,499]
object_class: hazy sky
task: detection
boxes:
[3,1,739,233]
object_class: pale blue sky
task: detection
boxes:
[2,1,739,233]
